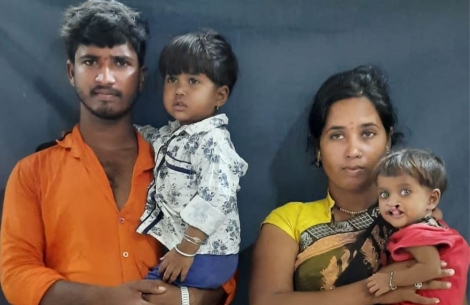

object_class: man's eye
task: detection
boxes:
[116,60,129,66]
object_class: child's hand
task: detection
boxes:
[367,272,391,296]
[158,246,194,283]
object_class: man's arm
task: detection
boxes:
[41,279,165,305]
[143,278,233,305]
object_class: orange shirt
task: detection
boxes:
[0,125,235,305]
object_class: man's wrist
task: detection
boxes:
[88,285,108,305]
[187,287,225,305]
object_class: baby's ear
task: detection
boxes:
[427,188,441,210]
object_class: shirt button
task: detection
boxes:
[123,252,129,258]
[119,217,125,224]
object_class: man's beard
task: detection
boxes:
[77,86,138,120]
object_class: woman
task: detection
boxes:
[249,66,453,305]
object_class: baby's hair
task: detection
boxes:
[159,30,238,94]
[375,148,447,194]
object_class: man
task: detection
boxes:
[0,1,235,305]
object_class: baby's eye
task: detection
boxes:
[400,189,411,196]
[379,191,389,199]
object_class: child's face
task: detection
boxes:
[163,73,228,125]
[377,173,440,229]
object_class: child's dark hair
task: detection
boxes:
[60,0,149,66]
[375,149,447,194]
[159,30,238,94]
[308,65,404,164]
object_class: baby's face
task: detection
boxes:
[377,173,435,228]
[162,73,222,125]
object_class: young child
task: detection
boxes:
[367,149,469,305]
[135,31,248,289]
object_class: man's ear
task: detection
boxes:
[67,60,75,87]
[139,65,147,92]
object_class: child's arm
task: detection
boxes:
[180,129,248,241]
[158,225,206,283]
[367,245,441,296]
[134,124,162,143]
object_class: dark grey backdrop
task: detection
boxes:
[0,1,468,304]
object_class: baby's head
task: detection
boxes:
[374,149,447,228]
[158,30,238,125]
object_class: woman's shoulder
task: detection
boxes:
[263,198,332,242]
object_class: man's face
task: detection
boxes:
[67,43,145,120]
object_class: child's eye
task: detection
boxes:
[379,191,389,199]
[400,189,411,196]
[166,76,177,83]
[189,78,199,85]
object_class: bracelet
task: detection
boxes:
[184,234,204,246]
[180,286,190,305]
[174,244,197,257]
[389,271,398,291]
[183,236,201,246]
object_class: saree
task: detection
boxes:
[293,204,392,291]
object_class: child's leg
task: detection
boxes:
[146,254,238,289]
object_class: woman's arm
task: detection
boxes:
[249,224,375,305]
[249,224,454,305]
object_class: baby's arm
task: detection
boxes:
[134,124,162,143]
[391,246,441,286]
[180,129,247,242]
[158,226,206,283]
[367,246,441,296]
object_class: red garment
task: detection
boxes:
[388,222,469,305]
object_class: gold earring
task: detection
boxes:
[386,146,390,154]
[315,151,321,168]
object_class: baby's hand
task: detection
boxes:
[367,272,392,296]
[158,246,194,283]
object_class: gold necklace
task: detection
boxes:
[337,206,368,216]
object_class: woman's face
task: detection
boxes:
[319,97,390,192]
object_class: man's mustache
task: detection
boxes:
[90,86,122,98]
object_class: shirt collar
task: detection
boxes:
[169,114,228,135]
[57,124,154,171]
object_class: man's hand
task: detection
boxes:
[143,281,225,305]
[159,247,194,283]
[367,272,391,296]
[142,281,180,305]
[98,280,166,305]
